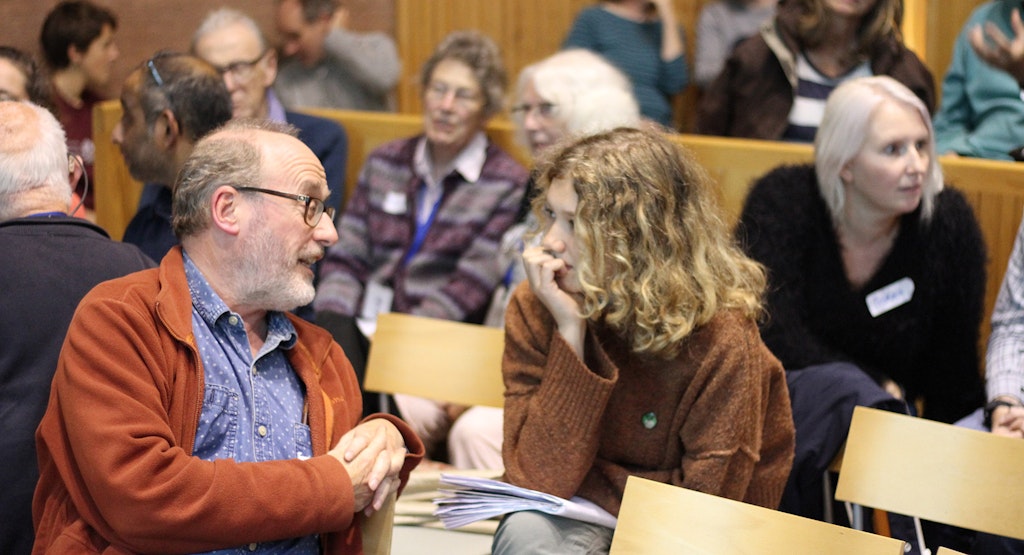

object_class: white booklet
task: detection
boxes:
[432,473,618,530]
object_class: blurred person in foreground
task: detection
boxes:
[0,100,152,555]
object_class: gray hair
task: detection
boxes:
[0,101,70,220]
[191,8,269,53]
[420,30,507,118]
[514,49,640,147]
[173,118,298,238]
[815,75,942,223]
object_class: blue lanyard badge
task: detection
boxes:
[402,183,444,266]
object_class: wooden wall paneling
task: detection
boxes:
[917,0,988,103]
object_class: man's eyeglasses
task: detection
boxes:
[146,52,185,100]
[234,186,335,227]
[147,58,166,88]
[510,102,558,121]
[211,50,269,84]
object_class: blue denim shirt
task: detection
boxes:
[184,252,318,554]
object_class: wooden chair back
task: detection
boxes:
[361,490,397,555]
[609,476,907,554]
[363,312,505,409]
[835,406,1024,541]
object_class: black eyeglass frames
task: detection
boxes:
[233,186,335,227]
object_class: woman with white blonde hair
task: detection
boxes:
[511,48,640,157]
[737,75,985,551]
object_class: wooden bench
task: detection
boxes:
[92,102,1024,362]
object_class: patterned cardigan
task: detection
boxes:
[314,134,529,324]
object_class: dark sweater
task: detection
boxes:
[501,281,795,515]
[0,216,153,555]
[736,164,986,423]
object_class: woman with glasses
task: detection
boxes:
[494,128,794,554]
[313,31,529,464]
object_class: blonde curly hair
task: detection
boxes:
[532,127,767,359]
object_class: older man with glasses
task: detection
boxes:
[113,52,232,263]
[191,8,348,214]
[33,118,424,555]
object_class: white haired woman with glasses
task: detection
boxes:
[736,75,985,552]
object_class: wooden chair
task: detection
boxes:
[609,476,907,554]
[361,490,397,555]
[936,548,968,555]
[362,312,506,540]
[835,406,1024,541]
[363,312,505,409]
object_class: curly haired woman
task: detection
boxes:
[493,127,795,554]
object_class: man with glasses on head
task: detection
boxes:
[33,118,424,555]
[192,8,348,214]
[0,100,153,555]
[314,31,528,465]
[114,52,232,262]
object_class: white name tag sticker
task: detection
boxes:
[360,280,395,323]
[865,277,915,317]
[382,191,407,215]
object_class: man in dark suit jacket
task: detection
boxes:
[0,100,155,555]
[192,7,349,212]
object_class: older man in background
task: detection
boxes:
[192,8,349,213]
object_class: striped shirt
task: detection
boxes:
[782,52,871,142]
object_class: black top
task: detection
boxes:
[736,164,986,423]
[0,215,154,554]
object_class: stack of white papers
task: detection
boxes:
[432,473,618,530]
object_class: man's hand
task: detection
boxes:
[328,419,407,515]
[969,9,1024,85]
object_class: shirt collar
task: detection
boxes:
[182,250,297,350]
[266,89,288,124]
[413,131,488,185]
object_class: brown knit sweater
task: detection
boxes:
[501,282,795,516]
